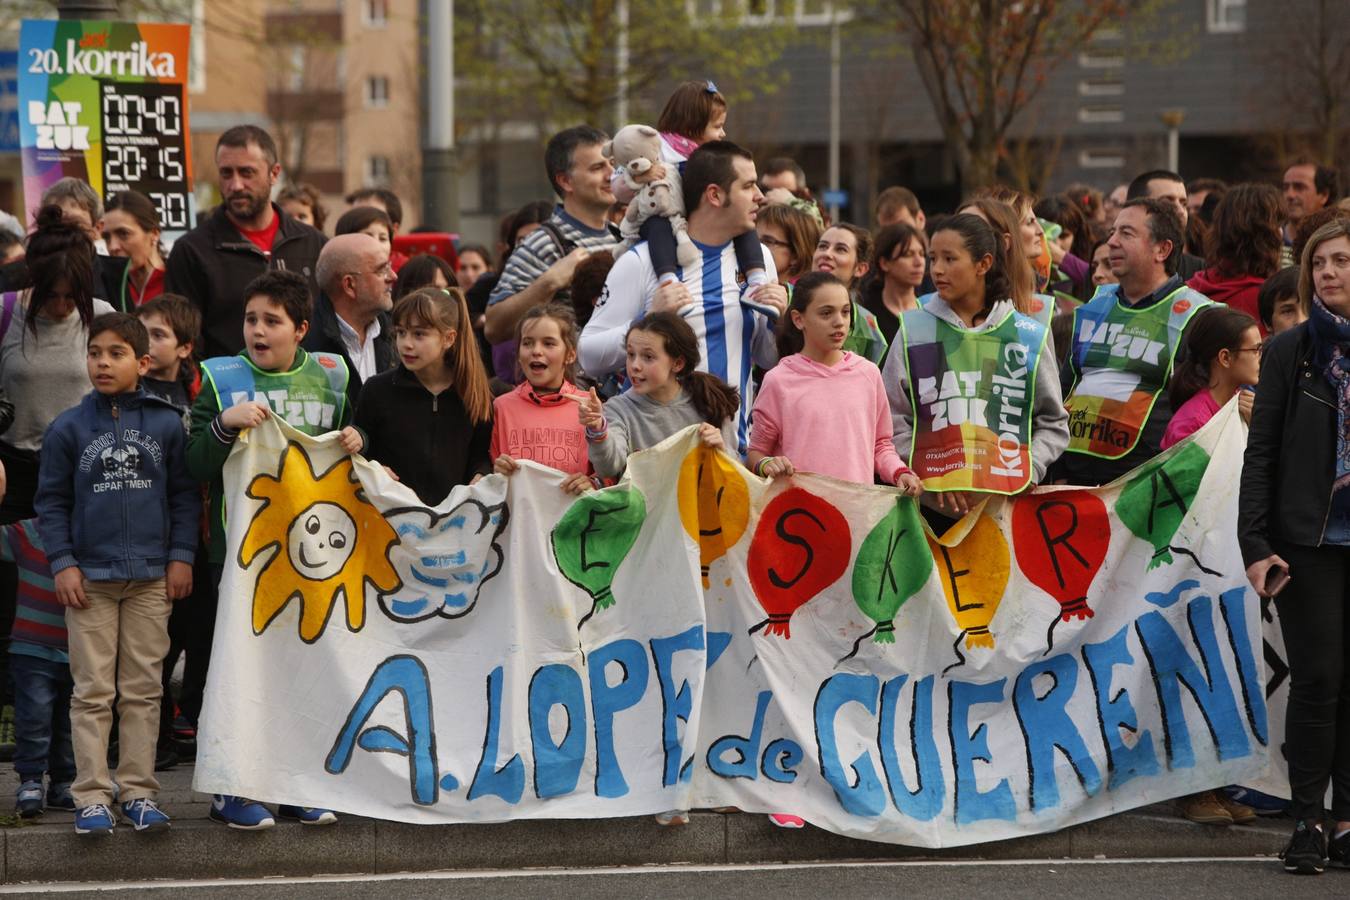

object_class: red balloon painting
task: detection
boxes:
[1012,490,1110,626]
[747,487,852,639]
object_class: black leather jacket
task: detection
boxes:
[1238,322,1339,565]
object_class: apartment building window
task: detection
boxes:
[363,0,388,27]
[365,76,390,109]
[1206,0,1246,33]
[366,155,391,186]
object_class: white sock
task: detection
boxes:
[746,268,769,287]
[657,271,678,286]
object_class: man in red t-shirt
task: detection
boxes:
[165,125,326,358]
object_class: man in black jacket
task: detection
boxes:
[165,125,325,358]
[307,233,397,408]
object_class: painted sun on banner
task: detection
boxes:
[196,402,1271,848]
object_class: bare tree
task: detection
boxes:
[873,0,1152,190]
[1264,0,1350,169]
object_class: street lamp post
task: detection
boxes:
[1159,108,1185,173]
[424,0,459,232]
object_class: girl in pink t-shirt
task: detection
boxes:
[749,271,923,493]
[1161,305,1261,450]
[491,304,595,493]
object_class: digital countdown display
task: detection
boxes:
[101,80,191,229]
[18,20,195,236]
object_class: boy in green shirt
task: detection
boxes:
[186,269,363,830]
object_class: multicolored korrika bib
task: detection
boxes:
[201,351,350,436]
[1064,285,1211,459]
[899,307,1048,494]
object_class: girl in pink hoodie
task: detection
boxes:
[749,272,924,494]
[491,304,595,493]
[748,271,921,832]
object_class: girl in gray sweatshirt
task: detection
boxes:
[577,312,739,479]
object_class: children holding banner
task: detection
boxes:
[490,303,593,492]
[882,214,1069,521]
[577,311,738,485]
[355,287,494,505]
[188,269,362,830]
[750,271,922,494]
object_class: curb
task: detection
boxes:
[1,805,1289,885]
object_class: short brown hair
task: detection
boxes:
[243,269,312,327]
[875,186,920,224]
[136,293,201,349]
[656,81,726,142]
[88,312,149,358]
[278,182,327,231]
[216,124,278,167]
[1122,197,1184,276]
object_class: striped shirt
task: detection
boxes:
[0,519,67,661]
[488,206,619,307]
[577,238,779,455]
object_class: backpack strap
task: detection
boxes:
[537,221,576,258]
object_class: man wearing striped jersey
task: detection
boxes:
[578,142,788,455]
[484,126,621,344]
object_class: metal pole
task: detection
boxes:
[827,10,841,222]
[615,0,629,127]
[1159,108,1184,174]
[424,0,460,233]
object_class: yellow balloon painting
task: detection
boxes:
[677,446,750,589]
[926,512,1010,655]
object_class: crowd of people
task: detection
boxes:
[0,78,1348,876]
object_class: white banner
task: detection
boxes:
[196,401,1269,847]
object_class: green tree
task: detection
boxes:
[456,0,793,132]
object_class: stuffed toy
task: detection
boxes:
[604,124,699,269]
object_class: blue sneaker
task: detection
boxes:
[121,798,171,832]
[46,781,75,811]
[15,780,44,818]
[277,804,337,825]
[209,795,275,830]
[1222,785,1289,816]
[74,804,116,836]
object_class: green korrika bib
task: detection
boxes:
[1064,285,1211,459]
[201,350,349,436]
[899,306,1048,494]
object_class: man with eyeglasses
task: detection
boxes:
[1056,198,1213,487]
[308,233,398,407]
[166,124,327,358]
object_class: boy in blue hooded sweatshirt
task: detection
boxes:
[34,313,199,837]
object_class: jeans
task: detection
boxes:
[9,652,75,784]
[1273,541,1350,822]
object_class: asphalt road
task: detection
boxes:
[3,858,1348,899]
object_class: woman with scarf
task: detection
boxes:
[1239,219,1350,875]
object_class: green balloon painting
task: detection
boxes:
[845,498,933,657]
[551,486,648,628]
[1114,440,1213,570]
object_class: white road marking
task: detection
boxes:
[3,856,1282,893]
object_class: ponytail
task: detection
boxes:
[390,287,494,424]
[1167,305,1257,411]
[626,311,739,427]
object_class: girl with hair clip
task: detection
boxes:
[491,303,595,493]
[103,190,166,308]
[575,311,738,483]
[883,214,1069,522]
[611,80,769,292]
[355,287,494,505]
[811,222,888,364]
